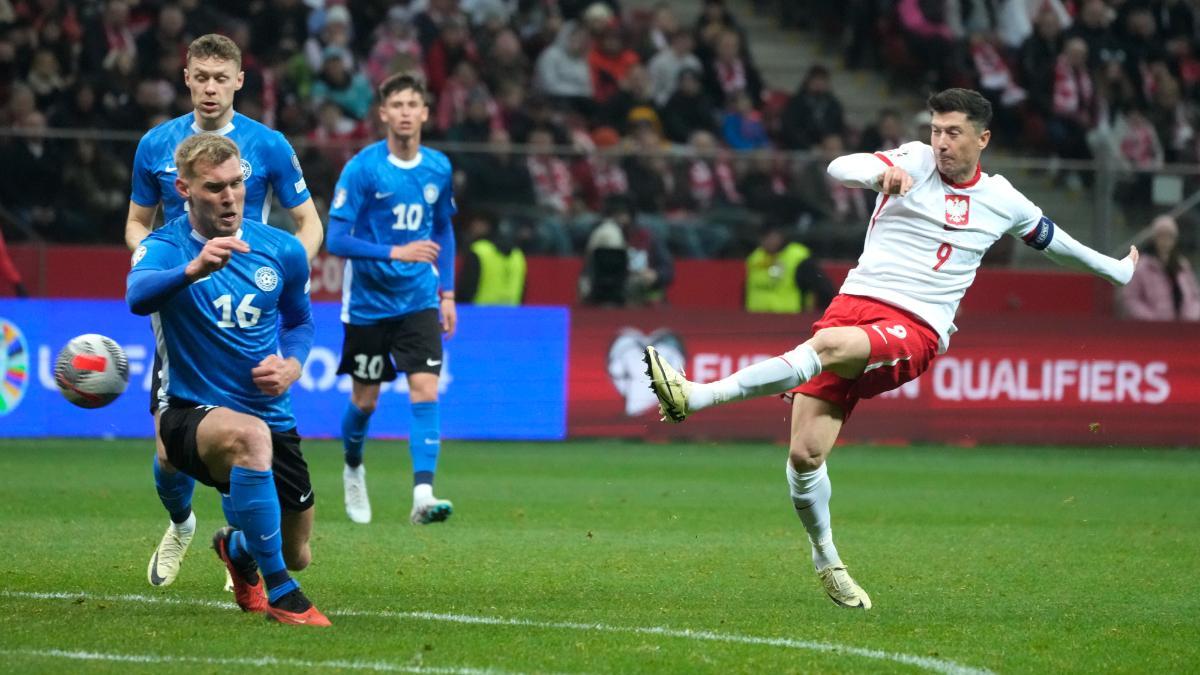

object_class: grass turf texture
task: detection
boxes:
[1,439,1197,674]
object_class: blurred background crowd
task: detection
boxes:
[1,0,1199,311]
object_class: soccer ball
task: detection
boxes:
[54,334,130,408]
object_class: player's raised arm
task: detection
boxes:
[827,141,933,195]
[1024,217,1139,285]
[827,152,896,192]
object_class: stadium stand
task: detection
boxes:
[0,0,1197,265]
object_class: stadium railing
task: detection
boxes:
[1,126,1197,266]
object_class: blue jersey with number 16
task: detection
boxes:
[129,216,312,431]
[328,141,457,325]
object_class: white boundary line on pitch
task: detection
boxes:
[2,590,994,675]
[0,648,523,674]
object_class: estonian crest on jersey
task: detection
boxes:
[254,266,279,292]
[944,195,970,227]
[240,158,253,180]
[333,187,347,209]
[423,183,439,204]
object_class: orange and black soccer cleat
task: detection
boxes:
[265,588,332,626]
[211,527,268,613]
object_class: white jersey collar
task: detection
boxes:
[191,111,236,136]
[388,151,423,169]
[190,226,243,244]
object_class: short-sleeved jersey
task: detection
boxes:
[329,141,457,325]
[130,111,310,224]
[840,141,1048,351]
[129,216,312,431]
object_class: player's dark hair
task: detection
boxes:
[927,88,992,130]
[378,74,427,104]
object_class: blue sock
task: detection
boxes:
[341,402,371,468]
[153,455,194,524]
[410,401,440,486]
[220,493,237,528]
[228,529,252,566]
[228,466,297,603]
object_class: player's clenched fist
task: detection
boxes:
[186,236,250,280]
[879,166,914,196]
[252,354,302,396]
[391,240,441,263]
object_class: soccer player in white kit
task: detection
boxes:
[645,89,1139,609]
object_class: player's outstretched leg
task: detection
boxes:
[644,344,823,423]
[147,454,196,587]
[342,401,373,524]
[409,400,453,525]
[643,345,692,422]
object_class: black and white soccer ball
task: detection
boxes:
[54,334,130,408]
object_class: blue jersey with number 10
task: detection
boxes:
[329,141,456,325]
[130,111,310,223]
[129,216,312,431]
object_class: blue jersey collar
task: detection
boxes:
[388,151,423,169]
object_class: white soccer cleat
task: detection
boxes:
[147,519,194,587]
[410,497,453,525]
[643,345,691,423]
[817,563,872,609]
[223,569,234,592]
[343,464,372,524]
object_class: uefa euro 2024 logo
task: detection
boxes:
[0,317,29,415]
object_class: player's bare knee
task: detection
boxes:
[284,544,311,571]
[350,388,379,415]
[407,375,438,402]
[808,328,849,363]
[226,421,273,470]
[788,440,827,472]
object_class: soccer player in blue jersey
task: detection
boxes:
[127,133,329,626]
[326,74,457,525]
[125,34,323,589]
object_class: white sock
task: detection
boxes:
[413,483,433,503]
[786,461,839,570]
[690,344,822,412]
[171,511,196,535]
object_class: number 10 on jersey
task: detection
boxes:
[392,203,424,230]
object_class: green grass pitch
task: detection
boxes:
[1,439,1198,674]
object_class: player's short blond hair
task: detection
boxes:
[187,34,242,68]
[174,134,240,181]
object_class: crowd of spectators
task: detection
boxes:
[0,0,883,259]
[793,0,1200,184]
[4,0,1197,264]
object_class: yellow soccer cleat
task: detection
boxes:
[147,519,194,587]
[643,345,691,423]
[817,563,872,609]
